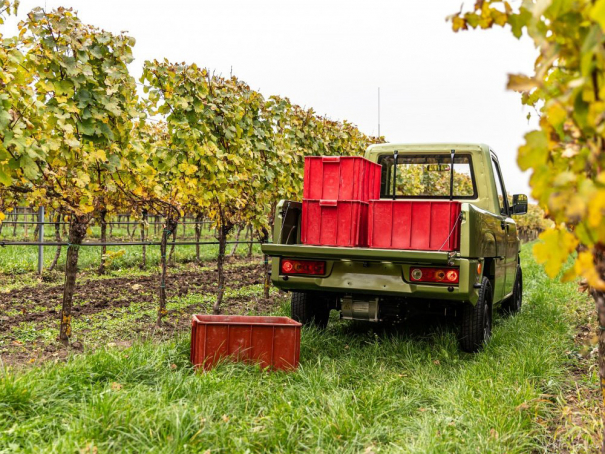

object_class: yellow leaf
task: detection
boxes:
[588,189,605,227]
[546,103,567,132]
[591,0,605,32]
[186,164,198,176]
[507,74,539,92]
[552,171,576,187]
[575,251,605,290]
[94,149,107,161]
[451,15,467,32]
[533,227,578,278]
[560,265,578,283]
[565,194,587,221]
[0,212,5,223]
[491,9,508,26]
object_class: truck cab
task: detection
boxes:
[262,143,528,352]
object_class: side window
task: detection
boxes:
[491,158,509,216]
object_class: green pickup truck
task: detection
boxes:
[262,143,528,352]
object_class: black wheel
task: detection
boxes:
[290,291,331,328]
[459,276,493,353]
[501,267,522,314]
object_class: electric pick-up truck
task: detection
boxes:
[262,143,528,352]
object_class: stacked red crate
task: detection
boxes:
[301,156,381,247]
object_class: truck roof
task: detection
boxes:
[365,143,493,161]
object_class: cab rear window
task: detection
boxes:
[379,154,477,199]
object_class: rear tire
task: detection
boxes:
[459,277,493,353]
[501,267,522,314]
[290,291,331,328]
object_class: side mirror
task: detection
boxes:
[512,194,528,215]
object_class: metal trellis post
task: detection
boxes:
[38,206,44,275]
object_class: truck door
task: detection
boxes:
[490,157,516,300]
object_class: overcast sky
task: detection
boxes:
[4,0,539,196]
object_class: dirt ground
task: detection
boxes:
[0,260,283,367]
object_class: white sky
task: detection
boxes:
[4,0,539,196]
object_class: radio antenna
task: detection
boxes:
[377,87,381,137]
[392,149,398,200]
[449,149,455,201]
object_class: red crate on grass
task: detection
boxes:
[301,199,369,247]
[303,156,381,202]
[190,315,302,372]
[368,200,461,251]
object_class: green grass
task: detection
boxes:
[0,244,598,453]
[0,242,263,276]
[0,220,260,275]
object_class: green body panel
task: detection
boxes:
[262,143,520,307]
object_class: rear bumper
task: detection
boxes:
[262,244,481,304]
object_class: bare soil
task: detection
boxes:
[0,260,284,368]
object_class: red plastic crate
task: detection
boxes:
[303,156,381,202]
[190,315,302,371]
[368,201,461,251]
[301,200,369,247]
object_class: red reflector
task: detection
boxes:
[281,259,326,276]
[409,267,459,284]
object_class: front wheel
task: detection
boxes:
[290,291,331,328]
[459,277,493,353]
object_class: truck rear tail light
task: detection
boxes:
[409,267,459,284]
[280,259,326,276]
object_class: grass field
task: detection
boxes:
[0,243,601,452]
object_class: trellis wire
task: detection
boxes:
[1,207,263,274]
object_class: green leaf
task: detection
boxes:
[77,119,95,135]
[517,130,548,171]
[0,165,12,186]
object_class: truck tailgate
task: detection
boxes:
[262,244,453,265]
